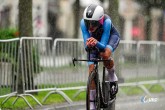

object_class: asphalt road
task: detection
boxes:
[33,93,165,110]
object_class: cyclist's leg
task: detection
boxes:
[107,34,120,81]
[88,64,96,110]
[99,48,118,83]
[106,58,118,82]
[88,53,97,110]
[107,59,118,99]
[100,49,118,98]
[88,51,98,90]
[107,34,120,99]
[100,34,120,98]
[89,64,95,89]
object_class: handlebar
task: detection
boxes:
[72,47,107,66]
[72,58,110,66]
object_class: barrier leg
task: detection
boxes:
[138,85,151,96]
[1,95,15,106]
[23,94,42,106]
[73,88,86,98]
[12,95,33,109]
[42,90,73,104]
[42,91,55,103]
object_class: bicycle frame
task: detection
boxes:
[72,47,116,109]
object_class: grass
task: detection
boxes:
[0,83,165,109]
[119,83,165,96]
[0,90,86,109]
[0,78,165,109]
[144,84,165,93]
[125,77,158,83]
[120,86,144,95]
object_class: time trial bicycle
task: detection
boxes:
[72,47,116,110]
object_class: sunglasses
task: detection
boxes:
[84,20,100,28]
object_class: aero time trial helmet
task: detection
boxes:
[83,4,104,28]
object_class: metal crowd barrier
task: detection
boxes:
[118,40,165,95]
[0,37,165,109]
[42,38,165,102]
[118,41,165,82]
[0,38,19,98]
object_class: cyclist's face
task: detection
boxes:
[89,24,98,32]
[85,20,100,32]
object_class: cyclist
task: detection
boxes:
[80,4,120,109]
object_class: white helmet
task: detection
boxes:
[83,4,104,21]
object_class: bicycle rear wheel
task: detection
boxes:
[102,74,116,110]
[103,87,116,110]
[86,70,100,110]
[103,100,115,110]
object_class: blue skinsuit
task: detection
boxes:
[80,14,120,65]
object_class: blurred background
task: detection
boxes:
[0,0,165,41]
[0,0,165,109]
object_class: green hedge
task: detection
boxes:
[0,28,18,39]
[0,28,41,74]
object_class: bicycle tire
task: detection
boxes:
[102,73,116,110]
[103,100,115,110]
[95,70,101,110]
[103,86,116,110]
[86,70,100,110]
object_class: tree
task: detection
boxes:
[108,0,119,28]
[18,0,33,94]
[99,0,104,3]
[73,0,80,38]
[136,0,165,9]
[135,0,165,40]
[19,0,33,37]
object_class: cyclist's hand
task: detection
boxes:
[86,37,98,47]
[86,39,92,47]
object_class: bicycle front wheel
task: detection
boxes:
[86,70,100,110]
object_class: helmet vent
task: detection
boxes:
[86,4,97,18]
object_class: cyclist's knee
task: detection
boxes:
[89,64,96,89]
[89,64,94,74]
[91,80,96,89]
[104,58,114,69]
[100,47,112,59]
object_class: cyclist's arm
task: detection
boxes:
[80,19,90,47]
[95,19,112,51]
